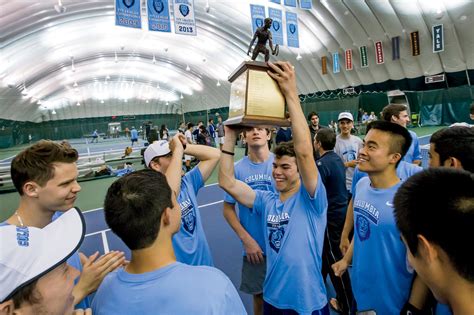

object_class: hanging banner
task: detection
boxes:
[345,49,353,71]
[286,11,299,48]
[410,31,420,56]
[322,56,328,75]
[147,0,171,32]
[173,0,196,35]
[284,0,297,7]
[392,36,400,60]
[269,0,281,3]
[115,0,142,29]
[268,8,283,46]
[250,4,266,34]
[360,46,368,68]
[333,52,340,73]
[432,24,444,53]
[299,0,312,10]
[375,41,384,65]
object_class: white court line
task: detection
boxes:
[82,183,221,214]
[84,199,224,237]
[101,231,110,253]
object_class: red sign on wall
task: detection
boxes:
[345,49,353,70]
[375,41,384,65]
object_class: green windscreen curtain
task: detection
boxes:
[302,97,359,126]
[419,86,473,125]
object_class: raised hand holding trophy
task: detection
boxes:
[225,18,289,127]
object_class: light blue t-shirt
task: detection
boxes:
[351,161,423,194]
[1,214,90,309]
[173,167,213,266]
[224,154,276,254]
[91,262,247,315]
[253,176,328,314]
[352,177,414,314]
[403,130,422,163]
[130,129,138,140]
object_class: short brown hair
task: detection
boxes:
[381,104,408,122]
[273,141,296,159]
[11,140,78,195]
[11,279,40,308]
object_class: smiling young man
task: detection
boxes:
[335,112,363,196]
[382,104,422,166]
[219,61,329,314]
[144,135,220,266]
[0,208,88,315]
[429,126,474,172]
[394,168,474,315]
[223,127,275,315]
[332,121,416,314]
[2,140,124,309]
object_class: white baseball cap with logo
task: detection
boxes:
[144,140,171,167]
[338,112,354,122]
[0,208,85,303]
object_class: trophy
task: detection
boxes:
[224,18,290,127]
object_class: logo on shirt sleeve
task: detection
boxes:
[180,199,196,234]
[266,213,290,253]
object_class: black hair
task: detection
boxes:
[104,169,173,250]
[430,126,474,172]
[307,111,319,121]
[394,168,474,282]
[470,102,474,115]
[366,120,412,167]
[315,128,336,151]
[274,141,295,158]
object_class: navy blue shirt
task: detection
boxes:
[275,127,292,144]
[316,151,348,222]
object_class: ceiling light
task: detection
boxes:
[76,102,81,106]
[114,51,118,63]
[124,99,128,102]
[145,99,149,103]
[106,75,111,80]
[180,93,184,99]
[54,0,66,13]
[166,101,169,105]
[73,82,78,88]
[296,53,302,61]
[156,83,160,89]
[216,80,221,87]
[186,65,190,72]
[205,0,210,13]
[52,109,57,115]
[100,100,104,104]
[74,87,79,93]
[37,99,42,105]
[152,54,156,64]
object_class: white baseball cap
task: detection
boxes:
[144,140,171,167]
[338,112,354,122]
[0,208,85,302]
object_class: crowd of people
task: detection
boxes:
[1,61,473,315]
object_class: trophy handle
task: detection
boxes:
[273,45,280,56]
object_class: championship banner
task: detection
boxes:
[250,4,266,34]
[433,24,444,53]
[360,46,368,68]
[345,49,353,71]
[410,31,420,56]
[286,11,299,48]
[173,0,196,35]
[392,36,400,60]
[299,0,312,10]
[147,0,171,32]
[375,41,384,65]
[284,0,297,7]
[322,56,327,75]
[269,0,281,3]
[115,0,141,29]
[268,8,283,46]
[333,52,340,73]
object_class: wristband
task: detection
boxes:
[221,150,235,156]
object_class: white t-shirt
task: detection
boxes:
[335,134,363,191]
